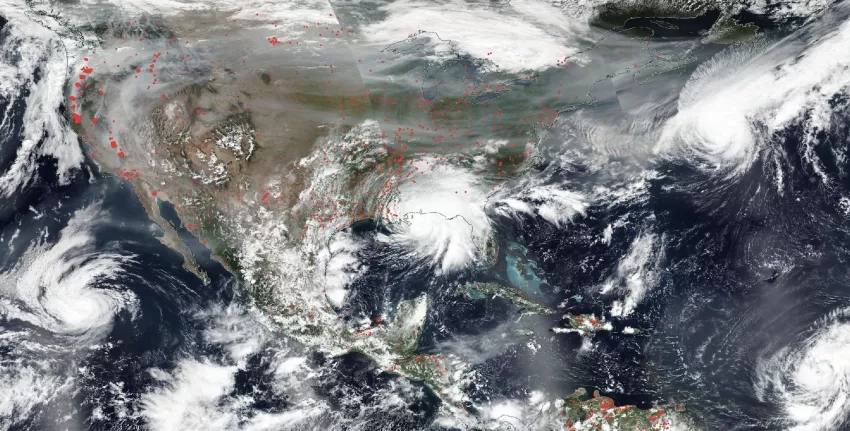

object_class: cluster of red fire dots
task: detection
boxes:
[66,9,649,251]
[116,166,140,181]
[68,63,94,125]
[70,56,129,162]
[186,74,554,235]
[71,10,596,157]
[392,352,451,378]
[60,13,665,383]
[256,11,355,48]
[71,12,367,161]
[545,389,686,431]
[286,133,520,237]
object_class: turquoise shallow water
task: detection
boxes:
[505,241,546,296]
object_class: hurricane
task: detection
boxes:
[0,205,137,338]
[756,310,850,430]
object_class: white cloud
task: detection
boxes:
[658,17,850,177]
[363,0,586,74]
[385,161,492,273]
